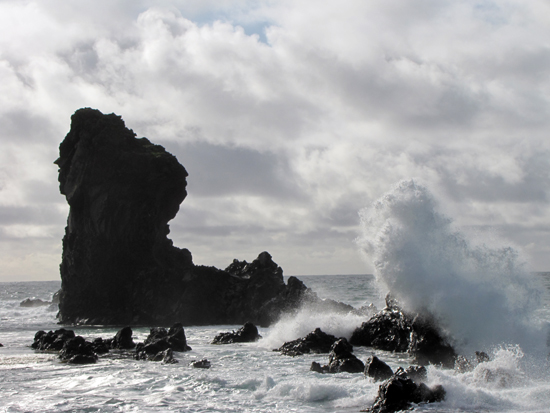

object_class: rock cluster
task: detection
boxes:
[135,323,191,361]
[55,108,310,327]
[32,324,191,365]
[212,322,262,344]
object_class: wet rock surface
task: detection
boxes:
[212,322,262,344]
[135,323,191,361]
[56,108,309,327]
[310,338,365,374]
[276,328,340,356]
[59,336,98,364]
[191,358,211,369]
[350,300,456,368]
[366,366,445,413]
[364,355,394,382]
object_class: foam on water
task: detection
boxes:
[357,179,548,355]
[260,305,373,350]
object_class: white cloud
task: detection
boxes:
[1,0,550,280]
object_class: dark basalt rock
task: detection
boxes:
[59,336,98,364]
[91,337,110,354]
[136,323,191,361]
[350,303,456,368]
[191,359,211,369]
[149,348,178,364]
[212,322,262,344]
[277,328,339,356]
[55,109,308,326]
[366,367,445,413]
[365,355,394,381]
[20,298,50,307]
[32,329,76,351]
[309,338,364,374]
[111,326,136,350]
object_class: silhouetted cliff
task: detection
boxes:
[55,108,305,326]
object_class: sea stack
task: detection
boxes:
[55,108,305,326]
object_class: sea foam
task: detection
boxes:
[356,179,547,355]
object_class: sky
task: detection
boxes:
[1,0,550,281]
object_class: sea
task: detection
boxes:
[1,273,550,413]
[3,181,550,412]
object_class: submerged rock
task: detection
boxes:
[276,328,339,356]
[191,359,211,369]
[55,109,309,326]
[20,298,50,307]
[212,322,262,344]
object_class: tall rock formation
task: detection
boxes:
[55,108,305,326]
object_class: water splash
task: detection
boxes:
[357,179,546,354]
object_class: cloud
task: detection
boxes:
[1,0,550,280]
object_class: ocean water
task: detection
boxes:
[2,180,550,412]
[1,273,549,413]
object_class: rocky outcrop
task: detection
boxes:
[365,355,394,381]
[55,108,309,326]
[276,328,340,356]
[310,338,364,374]
[32,329,76,351]
[350,301,456,368]
[191,359,211,369]
[212,322,262,344]
[59,336,98,364]
[111,326,136,350]
[135,323,191,361]
[366,366,445,413]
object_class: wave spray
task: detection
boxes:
[357,180,546,355]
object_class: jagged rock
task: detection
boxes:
[276,328,339,356]
[135,323,191,361]
[32,329,76,351]
[350,305,456,368]
[55,109,309,326]
[149,348,178,364]
[350,307,411,352]
[326,338,365,373]
[59,336,98,364]
[366,367,445,413]
[91,337,110,354]
[111,326,135,349]
[309,338,364,373]
[365,355,393,381]
[20,298,50,307]
[191,359,211,369]
[212,322,262,344]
